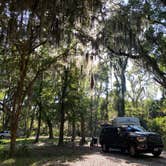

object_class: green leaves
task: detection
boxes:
[0,91,5,100]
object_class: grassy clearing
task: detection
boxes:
[0,137,92,166]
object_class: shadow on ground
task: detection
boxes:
[0,143,166,166]
[99,148,166,166]
[0,144,94,166]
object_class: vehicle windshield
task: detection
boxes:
[127,125,146,132]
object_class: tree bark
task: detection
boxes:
[113,57,127,117]
[80,113,86,145]
[34,72,43,143]
[26,110,35,138]
[105,76,109,121]
[9,55,27,156]
[3,113,10,131]
[47,118,54,139]
[34,102,42,143]
[10,112,19,156]
[119,68,126,116]
[90,95,93,137]
[71,110,76,143]
[58,68,68,146]
[58,102,65,145]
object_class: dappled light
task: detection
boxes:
[0,0,166,165]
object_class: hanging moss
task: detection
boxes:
[1,0,102,50]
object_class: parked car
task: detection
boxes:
[0,130,11,139]
[99,117,164,157]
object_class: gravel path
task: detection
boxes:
[65,149,166,166]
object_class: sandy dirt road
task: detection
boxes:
[65,149,166,166]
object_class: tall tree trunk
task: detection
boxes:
[58,102,65,145]
[71,110,76,142]
[3,113,10,131]
[80,113,85,145]
[10,112,20,156]
[34,73,43,143]
[105,76,109,121]
[90,95,93,137]
[34,103,42,143]
[47,118,54,139]
[24,112,28,137]
[10,87,24,156]
[118,70,126,117]
[25,88,33,137]
[10,67,26,156]
[26,110,35,138]
[94,88,101,136]
[113,57,127,117]
[67,122,71,136]
[58,68,68,146]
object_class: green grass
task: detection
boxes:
[0,137,92,166]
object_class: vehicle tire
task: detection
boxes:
[129,145,137,157]
[0,135,4,139]
[102,144,109,152]
[152,150,162,157]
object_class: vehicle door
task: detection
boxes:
[117,127,128,148]
[103,128,113,145]
[108,128,119,148]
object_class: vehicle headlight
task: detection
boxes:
[137,136,147,142]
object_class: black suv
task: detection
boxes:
[99,125,164,157]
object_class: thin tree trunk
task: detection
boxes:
[71,110,76,143]
[47,118,54,139]
[25,88,33,137]
[26,110,35,138]
[3,113,10,131]
[34,73,43,143]
[90,95,93,137]
[24,112,28,137]
[94,89,101,136]
[105,78,109,121]
[58,103,65,145]
[34,103,42,143]
[80,113,85,145]
[58,68,68,146]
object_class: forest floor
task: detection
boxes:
[64,147,166,166]
[0,138,166,166]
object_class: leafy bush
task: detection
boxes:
[0,149,10,159]
[147,117,166,148]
